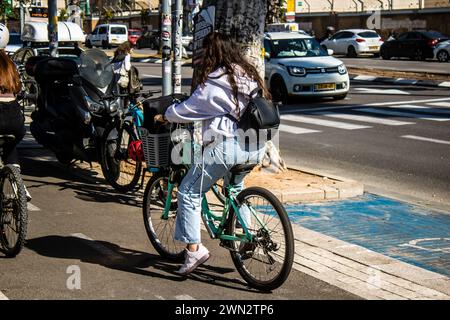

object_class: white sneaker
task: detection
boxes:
[176,244,210,276]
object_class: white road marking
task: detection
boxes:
[0,291,9,300]
[438,81,450,88]
[365,97,450,107]
[354,88,410,95]
[353,75,377,81]
[279,124,321,135]
[358,108,450,121]
[426,102,450,108]
[281,114,371,130]
[142,74,161,78]
[281,98,450,115]
[175,294,196,300]
[388,104,450,115]
[401,135,450,145]
[316,112,414,126]
[27,203,41,211]
[71,233,123,261]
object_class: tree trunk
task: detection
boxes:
[202,0,266,76]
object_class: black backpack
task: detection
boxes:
[228,88,280,133]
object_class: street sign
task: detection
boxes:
[192,5,215,67]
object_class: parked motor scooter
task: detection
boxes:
[27,49,128,167]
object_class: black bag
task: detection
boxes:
[230,88,280,132]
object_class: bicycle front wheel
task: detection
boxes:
[228,187,294,291]
[0,165,28,257]
[142,172,185,262]
[100,122,142,193]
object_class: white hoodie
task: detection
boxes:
[164,66,259,143]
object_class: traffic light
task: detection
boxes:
[4,0,13,16]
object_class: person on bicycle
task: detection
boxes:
[155,32,271,275]
[0,24,30,201]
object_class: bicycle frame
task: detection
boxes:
[157,168,269,245]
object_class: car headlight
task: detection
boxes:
[338,64,347,75]
[287,66,306,77]
[85,96,104,114]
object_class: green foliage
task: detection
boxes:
[59,8,68,21]
[103,9,114,23]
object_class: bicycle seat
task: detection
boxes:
[0,135,16,147]
[230,163,257,175]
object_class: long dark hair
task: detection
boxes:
[0,50,21,94]
[198,32,271,116]
[114,41,132,58]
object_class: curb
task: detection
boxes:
[350,74,450,88]
[245,165,364,204]
[288,165,365,201]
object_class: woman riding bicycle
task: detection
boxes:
[155,32,271,275]
[0,24,30,201]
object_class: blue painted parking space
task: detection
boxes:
[286,194,450,277]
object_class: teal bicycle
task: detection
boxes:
[141,124,294,291]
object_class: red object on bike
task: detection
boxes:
[128,140,144,162]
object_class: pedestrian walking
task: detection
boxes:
[154,32,271,275]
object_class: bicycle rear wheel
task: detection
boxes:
[0,165,28,257]
[100,122,142,193]
[228,187,294,291]
[142,172,185,262]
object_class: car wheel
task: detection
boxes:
[437,50,449,62]
[188,41,193,52]
[373,52,380,58]
[347,46,357,58]
[381,48,391,60]
[102,40,108,49]
[86,40,92,48]
[270,76,289,105]
[412,49,425,61]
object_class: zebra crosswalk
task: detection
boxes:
[279,99,450,142]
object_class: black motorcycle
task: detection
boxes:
[27,49,142,191]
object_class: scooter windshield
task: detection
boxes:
[79,48,114,90]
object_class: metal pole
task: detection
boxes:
[48,0,58,57]
[19,1,24,35]
[161,0,172,95]
[173,0,183,94]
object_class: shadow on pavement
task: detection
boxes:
[19,155,143,208]
[26,235,261,293]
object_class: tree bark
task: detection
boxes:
[202,0,266,76]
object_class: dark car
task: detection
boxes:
[128,28,142,46]
[380,30,449,61]
[136,30,160,49]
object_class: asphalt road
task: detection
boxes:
[136,62,450,211]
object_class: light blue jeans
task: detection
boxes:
[174,136,265,244]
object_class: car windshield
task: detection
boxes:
[424,31,447,39]
[358,31,379,38]
[271,38,328,58]
[111,27,126,35]
[8,34,22,45]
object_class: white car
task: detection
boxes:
[5,33,22,55]
[321,29,383,57]
[434,40,450,62]
[85,24,128,49]
[264,32,349,103]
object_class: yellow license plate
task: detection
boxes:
[369,46,379,50]
[315,83,335,91]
